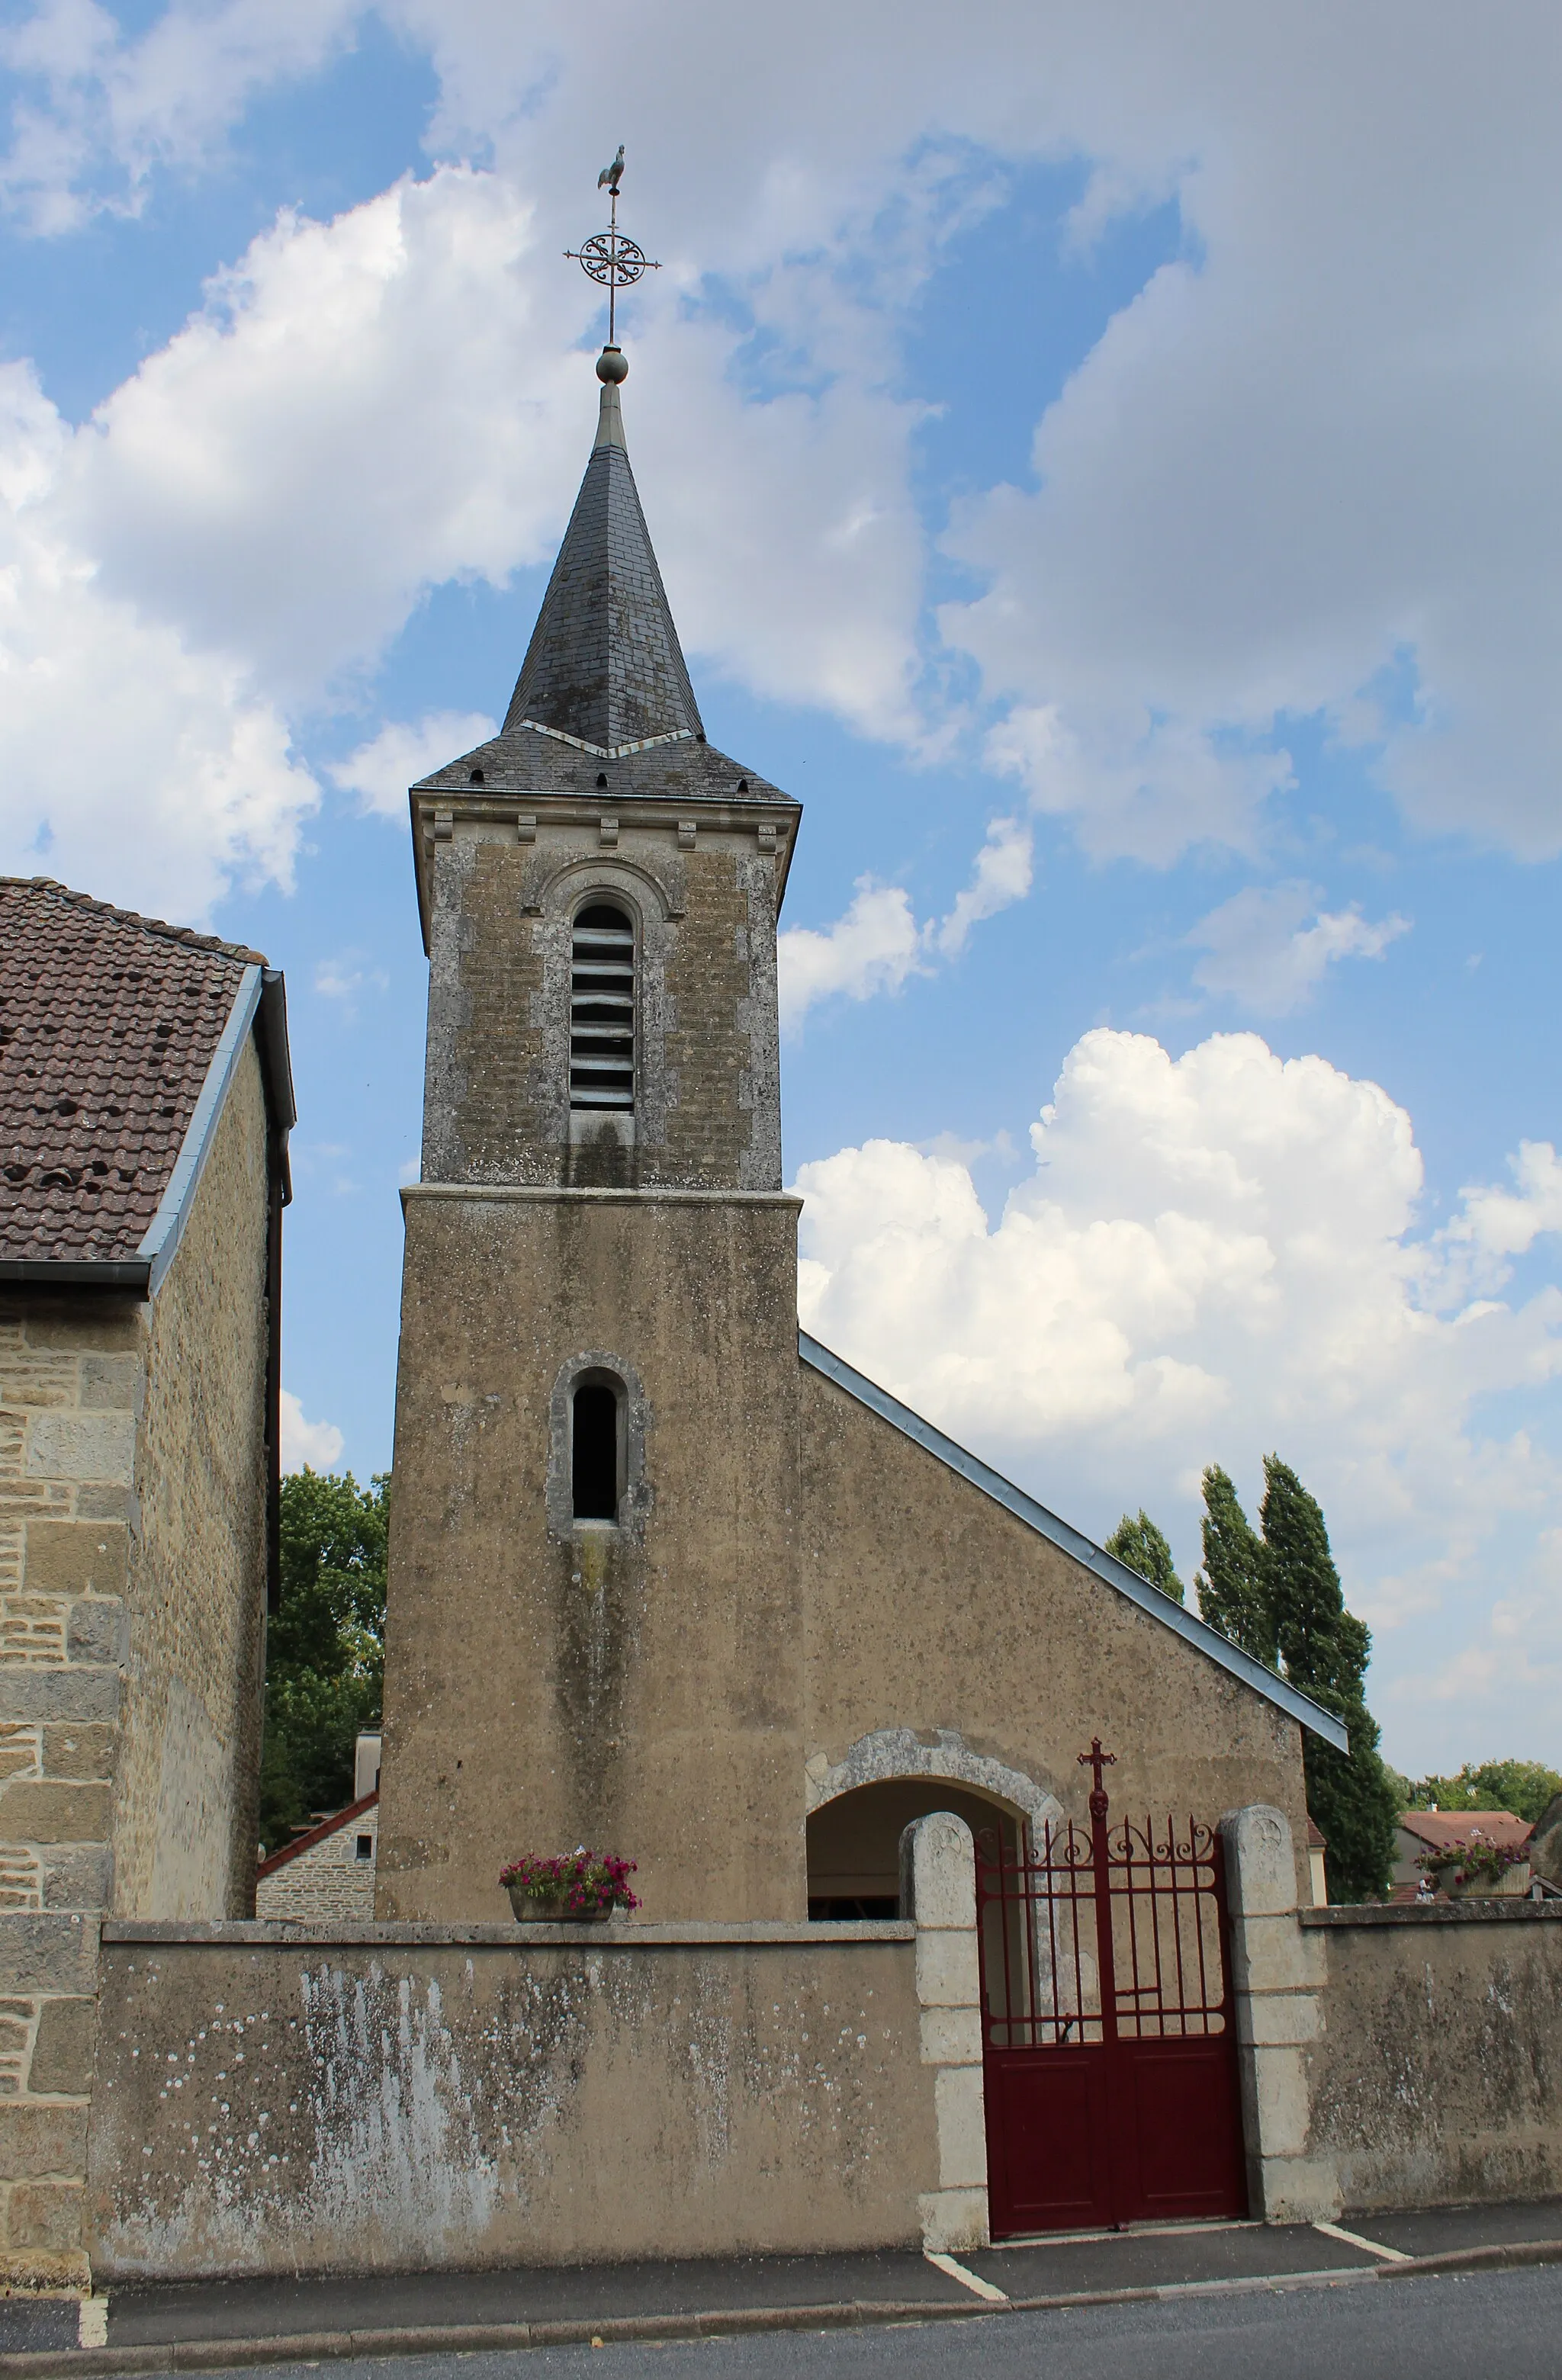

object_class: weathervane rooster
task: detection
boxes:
[567,145,657,358]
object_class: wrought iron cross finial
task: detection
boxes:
[1078,1736,1117,1819]
[566,146,660,351]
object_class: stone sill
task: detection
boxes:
[1301,1900,1562,1927]
[102,1919,916,1949]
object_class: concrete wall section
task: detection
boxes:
[85,1922,932,2280]
[380,1188,805,1924]
[1301,1901,1562,2212]
[797,1367,1313,1878]
[114,1039,270,1923]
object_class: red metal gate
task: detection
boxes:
[976,1740,1248,2237]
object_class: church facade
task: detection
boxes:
[79,350,1560,2287]
[375,349,1342,1928]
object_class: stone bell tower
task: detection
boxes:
[376,347,808,1922]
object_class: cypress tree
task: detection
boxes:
[1194,1465,1275,1665]
[1104,1510,1185,1604]
[1259,1456,1399,1903]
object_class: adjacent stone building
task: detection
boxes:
[0,879,293,2286]
[255,1735,381,1921]
[376,355,1348,1934]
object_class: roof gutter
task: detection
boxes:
[799,1329,1351,1753]
[0,1257,150,1290]
[137,966,264,1293]
[256,968,296,1204]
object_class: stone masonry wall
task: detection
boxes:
[0,1296,142,2284]
[0,1037,272,2284]
[111,1042,270,1923]
[256,1807,378,1923]
[423,821,781,1193]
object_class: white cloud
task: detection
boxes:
[779,816,1034,1030]
[280,1387,345,1473]
[0,0,360,231]
[313,949,389,1010]
[1188,883,1409,1014]
[935,815,1033,956]
[5,7,1560,889]
[0,358,318,917]
[779,881,923,1033]
[329,712,496,821]
[795,1026,1562,1765]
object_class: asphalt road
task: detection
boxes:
[136,2264,1562,2380]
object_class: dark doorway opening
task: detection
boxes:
[805,1778,1023,1919]
[572,1381,619,1521]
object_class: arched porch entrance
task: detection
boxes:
[806,1778,1020,1918]
[804,1730,1064,1919]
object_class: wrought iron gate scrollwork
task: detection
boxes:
[975,1740,1249,2237]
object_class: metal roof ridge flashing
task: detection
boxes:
[137,964,263,1294]
[797,1328,1351,1751]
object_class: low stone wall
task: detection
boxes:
[85,1919,937,2281]
[1301,1900,1562,2213]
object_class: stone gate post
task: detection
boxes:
[1220,1803,1341,2222]
[899,1811,988,2253]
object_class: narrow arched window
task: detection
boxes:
[572,1378,621,1522]
[570,901,635,1113]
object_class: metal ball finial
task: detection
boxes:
[596,346,629,385]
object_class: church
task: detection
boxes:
[78,321,1555,2294]
[373,338,1341,1932]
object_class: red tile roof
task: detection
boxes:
[256,1790,378,1877]
[0,878,265,1264]
[1396,1810,1531,1853]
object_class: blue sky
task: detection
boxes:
[2,2,1559,1775]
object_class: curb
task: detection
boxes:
[0,2236,1557,2377]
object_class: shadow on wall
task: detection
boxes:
[807,1780,1023,1918]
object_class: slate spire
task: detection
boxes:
[503,355,703,752]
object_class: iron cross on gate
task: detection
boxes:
[1078,1736,1117,1819]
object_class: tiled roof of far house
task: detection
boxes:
[503,375,704,751]
[0,877,264,1264]
[1396,1810,1531,1852]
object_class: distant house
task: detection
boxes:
[1306,1815,1328,1906]
[1393,1807,1531,1890]
[256,1736,380,1922]
[0,875,292,2285]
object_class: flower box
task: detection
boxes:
[505,1887,612,1923]
[499,1849,640,1922]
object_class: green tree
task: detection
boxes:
[1194,1465,1275,1664]
[1403,1760,1562,1825]
[259,1469,388,1855]
[1105,1510,1185,1604]
[1259,1456,1399,1903]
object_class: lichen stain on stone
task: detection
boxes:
[553,1524,636,1837]
[292,1964,500,2260]
[88,1938,930,2279]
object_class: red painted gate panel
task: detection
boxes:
[976,1740,1249,2237]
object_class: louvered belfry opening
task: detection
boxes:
[569,901,635,1113]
